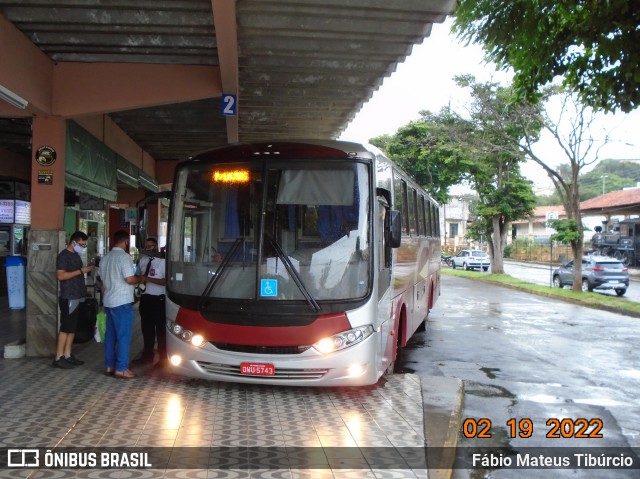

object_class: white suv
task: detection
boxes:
[451,249,490,271]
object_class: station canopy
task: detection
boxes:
[0,0,455,161]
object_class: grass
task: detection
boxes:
[441,267,640,318]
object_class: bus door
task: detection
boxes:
[376,188,401,368]
[136,191,171,255]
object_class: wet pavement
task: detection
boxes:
[397,275,640,478]
[0,298,442,479]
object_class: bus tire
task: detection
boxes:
[385,320,403,376]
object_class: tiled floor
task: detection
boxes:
[0,300,428,479]
[0,297,25,355]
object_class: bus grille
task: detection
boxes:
[211,343,311,355]
[196,362,329,380]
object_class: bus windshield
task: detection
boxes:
[168,160,371,304]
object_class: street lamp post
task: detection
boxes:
[601,175,608,195]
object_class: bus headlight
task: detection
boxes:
[312,325,374,354]
[168,321,206,348]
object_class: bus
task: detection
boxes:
[165,140,440,386]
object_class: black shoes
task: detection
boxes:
[65,355,85,366]
[52,356,74,369]
[51,355,84,369]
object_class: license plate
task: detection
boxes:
[240,362,275,376]
[607,281,620,285]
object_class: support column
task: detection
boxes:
[26,116,67,357]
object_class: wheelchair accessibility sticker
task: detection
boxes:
[260,279,278,297]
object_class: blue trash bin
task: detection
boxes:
[6,255,26,309]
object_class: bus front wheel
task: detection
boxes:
[385,324,403,376]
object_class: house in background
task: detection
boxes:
[510,205,567,240]
[440,191,476,250]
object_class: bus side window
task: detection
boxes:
[418,195,426,236]
[401,180,409,235]
[408,187,417,237]
[393,172,404,235]
[425,198,432,236]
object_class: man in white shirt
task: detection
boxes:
[99,230,142,379]
[135,237,167,367]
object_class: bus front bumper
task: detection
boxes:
[165,331,381,387]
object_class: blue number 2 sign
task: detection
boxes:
[221,93,237,116]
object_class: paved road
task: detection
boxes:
[501,260,640,303]
[397,275,640,478]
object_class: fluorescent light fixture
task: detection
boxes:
[139,174,159,192]
[116,168,138,183]
[0,84,28,109]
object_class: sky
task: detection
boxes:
[339,18,640,195]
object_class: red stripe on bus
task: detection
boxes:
[176,309,351,346]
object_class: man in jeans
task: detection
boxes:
[54,230,95,369]
[99,230,142,378]
[135,237,167,366]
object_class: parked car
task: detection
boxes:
[451,249,490,271]
[552,255,629,296]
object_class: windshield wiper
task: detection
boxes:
[198,237,243,309]
[268,236,320,312]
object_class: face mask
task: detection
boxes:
[72,242,86,254]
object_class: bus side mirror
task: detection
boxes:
[389,210,401,248]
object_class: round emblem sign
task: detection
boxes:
[35,146,56,166]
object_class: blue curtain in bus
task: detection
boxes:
[288,205,296,231]
[318,205,358,241]
[224,187,240,238]
[317,175,359,241]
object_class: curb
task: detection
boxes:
[421,375,464,479]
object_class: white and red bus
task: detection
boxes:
[165,140,440,386]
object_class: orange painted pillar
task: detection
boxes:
[26,115,68,357]
[31,115,66,228]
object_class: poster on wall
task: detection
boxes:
[37,170,53,185]
[15,200,31,224]
[0,200,14,223]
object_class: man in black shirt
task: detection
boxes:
[54,230,95,369]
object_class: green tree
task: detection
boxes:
[580,159,640,198]
[451,79,537,272]
[373,102,536,274]
[370,109,472,204]
[548,218,581,244]
[594,158,640,180]
[578,171,633,199]
[453,0,640,113]
[457,76,610,291]
[536,192,563,206]
[536,159,640,203]
[468,168,536,272]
